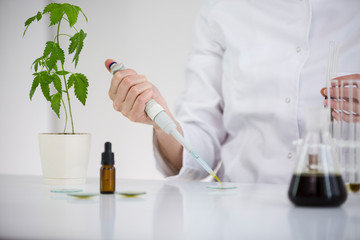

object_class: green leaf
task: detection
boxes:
[51,93,62,118]
[43,3,84,27]
[54,43,65,65]
[24,16,36,28]
[23,11,42,37]
[52,74,62,93]
[68,29,87,67]
[43,3,64,26]
[34,61,39,72]
[30,71,53,101]
[68,33,78,54]
[36,11,42,21]
[32,56,43,72]
[56,71,70,76]
[43,41,54,57]
[29,75,40,100]
[43,3,58,14]
[69,73,89,105]
[63,3,80,27]
[78,7,88,22]
[44,42,65,71]
[67,75,74,88]
[38,71,52,101]
[45,58,58,72]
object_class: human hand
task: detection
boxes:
[321,74,360,122]
[105,59,170,127]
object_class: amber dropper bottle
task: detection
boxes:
[100,142,116,194]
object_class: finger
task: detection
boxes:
[122,82,152,116]
[329,76,358,89]
[332,100,360,115]
[109,69,137,100]
[321,87,340,99]
[112,93,123,112]
[332,111,341,121]
[339,86,359,100]
[324,99,329,107]
[128,89,153,124]
[105,59,116,72]
[329,99,341,111]
[112,75,148,114]
[116,74,147,104]
[330,98,360,123]
[329,98,359,114]
[320,87,327,97]
[339,112,360,123]
[332,74,360,99]
[324,86,359,100]
[333,74,360,82]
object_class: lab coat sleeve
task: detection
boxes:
[153,0,227,180]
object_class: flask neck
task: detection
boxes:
[101,165,115,168]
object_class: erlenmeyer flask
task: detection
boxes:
[288,108,347,207]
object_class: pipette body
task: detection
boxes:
[108,62,220,182]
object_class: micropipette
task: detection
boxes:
[106,60,222,184]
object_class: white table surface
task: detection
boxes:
[0,175,359,240]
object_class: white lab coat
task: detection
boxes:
[154,0,360,183]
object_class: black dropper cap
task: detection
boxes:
[102,142,114,165]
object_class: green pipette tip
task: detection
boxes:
[189,150,222,185]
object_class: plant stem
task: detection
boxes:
[56,20,75,134]
[61,98,68,132]
[54,33,72,41]
[65,79,75,134]
[63,18,79,33]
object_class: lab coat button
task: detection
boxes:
[285,97,291,103]
[288,153,293,159]
[296,46,301,53]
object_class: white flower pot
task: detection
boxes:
[39,133,91,185]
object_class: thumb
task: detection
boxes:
[320,87,327,97]
[104,59,117,72]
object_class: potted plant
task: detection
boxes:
[24,3,91,185]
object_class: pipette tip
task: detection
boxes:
[189,150,222,185]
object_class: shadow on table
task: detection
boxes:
[153,183,184,240]
[100,194,116,240]
[288,207,347,240]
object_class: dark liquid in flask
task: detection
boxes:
[349,183,360,193]
[288,173,347,207]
